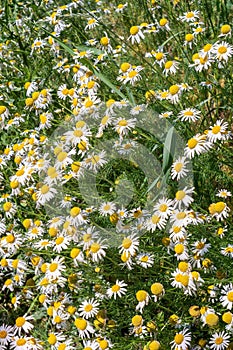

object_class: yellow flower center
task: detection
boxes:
[16,339,27,346]
[160,18,168,26]
[176,212,186,220]
[49,263,58,272]
[180,275,189,286]
[218,46,227,54]
[174,334,184,344]
[73,129,83,138]
[176,190,186,201]
[136,290,147,302]
[174,243,184,254]
[130,26,139,35]
[57,151,67,162]
[227,291,233,302]
[90,243,100,253]
[120,62,130,72]
[48,334,57,345]
[100,37,109,46]
[155,52,163,60]
[122,238,132,249]
[70,207,81,217]
[70,248,80,258]
[118,119,128,126]
[178,261,189,272]
[187,138,198,149]
[205,313,219,326]
[132,315,142,327]
[211,125,221,134]
[151,215,160,224]
[186,12,194,18]
[91,155,100,164]
[3,202,12,211]
[15,317,26,327]
[40,185,49,194]
[215,337,223,345]
[6,234,15,243]
[169,85,179,95]
[55,237,64,245]
[215,201,226,213]
[164,61,173,69]
[174,163,183,172]
[221,24,231,34]
[0,330,7,338]
[75,318,87,330]
[222,312,232,324]
[151,283,163,295]
[185,33,194,42]
[111,284,120,293]
[84,304,93,312]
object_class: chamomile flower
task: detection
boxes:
[85,18,99,30]
[170,328,191,350]
[219,24,231,38]
[119,233,139,257]
[173,242,189,260]
[150,282,165,302]
[128,26,145,44]
[221,245,233,258]
[169,225,187,242]
[163,60,180,76]
[178,108,201,122]
[180,11,199,23]
[145,213,167,231]
[99,201,116,216]
[173,187,194,209]
[74,317,95,339]
[208,201,230,221]
[45,256,66,280]
[115,3,128,12]
[84,151,107,172]
[213,41,233,64]
[113,117,136,137]
[153,197,174,219]
[220,284,233,310]
[136,252,154,268]
[184,134,212,158]
[36,184,57,206]
[0,324,16,346]
[192,238,211,256]
[209,331,230,350]
[10,336,30,350]
[168,84,182,104]
[15,315,34,335]
[106,280,127,299]
[171,157,189,180]
[207,120,229,142]
[78,298,100,319]
[88,240,107,263]
[135,290,150,313]
[217,189,231,198]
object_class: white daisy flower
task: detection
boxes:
[15,315,34,335]
[173,187,195,209]
[171,156,190,180]
[170,328,192,350]
[128,26,145,44]
[220,284,233,310]
[78,298,100,319]
[106,280,127,299]
[177,108,201,122]
[209,331,230,350]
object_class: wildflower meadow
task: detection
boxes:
[0,0,233,349]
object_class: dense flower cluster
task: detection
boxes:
[0,0,232,349]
